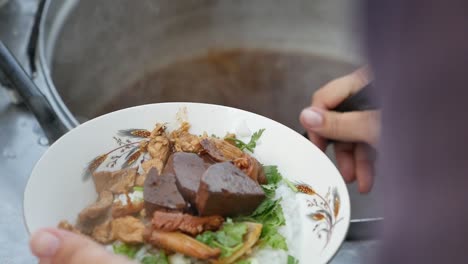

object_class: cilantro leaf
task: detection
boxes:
[260,165,283,198]
[226,129,265,153]
[288,255,299,264]
[261,183,277,198]
[112,242,139,259]
[248,164,295,251]
[263,165,282,185]
[249,199,286,226]
[248,128,265,149]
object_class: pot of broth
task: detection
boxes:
[34,0,362,132]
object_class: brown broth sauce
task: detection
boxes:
[97,49,355,131]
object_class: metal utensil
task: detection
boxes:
[0,41,68,142]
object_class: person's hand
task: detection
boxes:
[30,228,134,264]
[299,68,380,193]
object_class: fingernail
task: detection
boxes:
[30,230,60,258]
[301,108,323,129]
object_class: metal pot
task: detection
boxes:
[35,0,363,134]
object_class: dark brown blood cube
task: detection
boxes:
[168,152,213,205]
[144,167,187,216]
[196,162,265,217]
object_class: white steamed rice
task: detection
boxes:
[250,183,302,263]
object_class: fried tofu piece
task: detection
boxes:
[78,190,113,223]
[57,220,81,234]
[111,216,145,244]
[92,168,137,194]
[112,200,144,218]
[92,220,113,244]
[170,122,202,153]
[148,136,171,163]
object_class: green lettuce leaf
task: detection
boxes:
[196,219,248,257]
[197,230,216,245]
[258,224,288,250]
[141,252,169,264]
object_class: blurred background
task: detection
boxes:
[0,0,379,263]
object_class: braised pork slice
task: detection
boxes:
[111,216,145,244]
[166,152,213,205]
[151,211,223,235]
[200,138,244,162]
[92,168,137,194]
[143,167,187,216]
[233,154,267,185]
[196,162,265,217]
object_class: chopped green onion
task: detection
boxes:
[133,186,144,192]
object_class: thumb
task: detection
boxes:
[300,107,380,146]
[30,228,133,264]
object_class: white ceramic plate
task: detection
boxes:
[24,103,350,263]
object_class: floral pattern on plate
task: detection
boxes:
[295,182,343,248]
